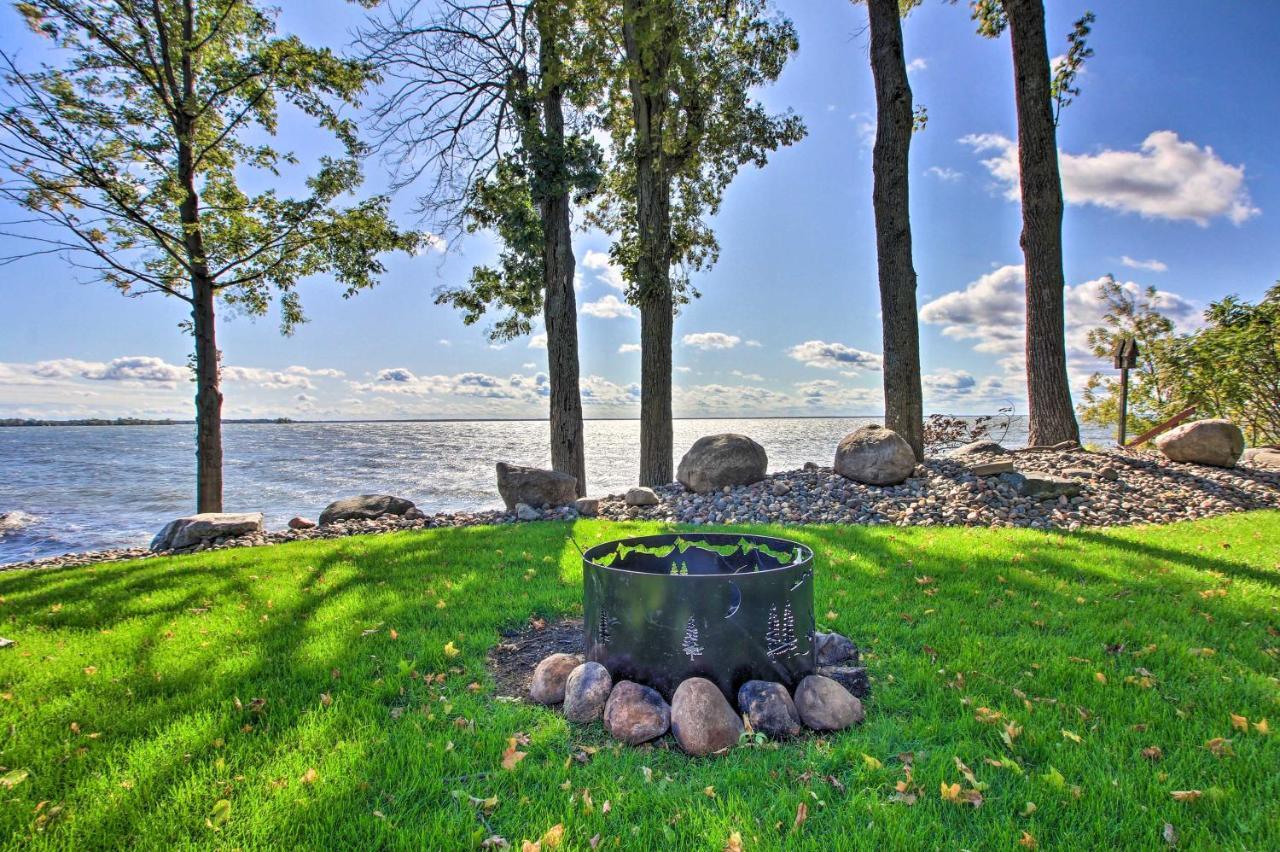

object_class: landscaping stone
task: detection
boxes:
[670,677,743,755]
[575,497,600,516]
[737,680,801,739]
[529,652,583,704]
[970,460,1016,476]
[151,512,264,551]
[1006,472,1081,500]
[404,507,426,520]
[288,516,316,530]
[816,665,870,699]
[604,681,671,745]
[1062,467,1100,480]
[794,674,864,731]
[834,425,917,486]
[814,631,859,666]
[496,462,577,511]
[952,440,1007,457]
[319,495,415,526]
[1155,419,1245,468]
[515,503,540,521]
[562,662,612,723]
[771,481,791,496]
[625,486,660,507]
[1242,447,1280,469]
[677,434,768,493]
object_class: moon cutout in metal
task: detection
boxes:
[725,581,742,619]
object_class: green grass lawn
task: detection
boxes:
[1,514,1278,850]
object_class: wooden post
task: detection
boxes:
[1117,365,1129,446]
[1110,336,1139,447]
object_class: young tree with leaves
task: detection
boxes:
[970,1,1093,446]
[591,0,804,485]
[865,0,924,459]
[0,0,419,512]
[359,0,601,494]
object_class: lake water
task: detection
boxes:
[0,417,1114,562]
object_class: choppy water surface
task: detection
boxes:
[0,417,1112,561]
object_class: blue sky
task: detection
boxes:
[1,1,1276,420]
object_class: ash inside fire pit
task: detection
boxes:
[582,532,816,701]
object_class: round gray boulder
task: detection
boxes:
[834,425,917,486]
[737,680,801,739]
[496,462,578,511]
[319,495,415,526]
[563,662,613,723]
[794,674,864,731]
[529,652,583,704]
[1155,419,1245,467]
[670,677,743,756]
[603,681,671,745]
[677,434,768,493]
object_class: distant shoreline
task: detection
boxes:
[0,414,924,427]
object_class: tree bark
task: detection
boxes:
[537,15,586,495]
[1006,0,1080,446]
[623,0,675,486]
[867,0,924,461]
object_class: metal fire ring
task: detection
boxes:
[582,532,816,701]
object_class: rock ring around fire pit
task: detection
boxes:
[510,533,868,756]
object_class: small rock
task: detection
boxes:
[563,662,612,723]
[803,461,820,471]
[288,516,316,530]
[970,460,1016,476]
[625,487,660,507]
[515,503,540,521]
[603,681,670,745]
[1061,467,1098,480]
[952,440,1007,457]
[816,665,870,699]
[671,677,743,755]
[815,631,859,666]
[575,497,600,516]
[771,481,791,496]
[529,653,583,704]
[737,680,801,739]
[794,675,864,731]
[403,507,426,520]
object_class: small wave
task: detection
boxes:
[0,511,40,535]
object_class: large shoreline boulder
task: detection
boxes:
[1155,419,1244,468]
[151,512,264,551]
[677,434,768,493]
[834,425,916,486]
[319,495,415,526]
[496,462,577,511]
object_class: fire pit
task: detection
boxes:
[582,532,816,701]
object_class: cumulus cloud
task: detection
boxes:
[580,375,641,407]
[222,365,342,390]
[682,332,741,351]
[618,343,641,354]
[787,340,882,372]
[792,379,883,411]
[29,356,188,386]
[581,294,635,319]
[926,166,962,182]
[582,250,627,291]
[906,57,928,73]
[961,130,1260,225]
[528,333,547,349]
[1120,255,1168,272]
[745,339,763,348]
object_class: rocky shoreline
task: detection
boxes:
[3,445,1278,574]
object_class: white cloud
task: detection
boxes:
[787,340,882,372]
[1120,255,1168,272]
[618,343,641,354]
[579,375,641,407]
[582,250,627,291]
[906,57,928,73]
[961,130,1260,225]
[581,294,635,319]
[222,365,341,390]
[744,339,763,348]
[792,379,883,411]
[438,338,452,347]
[528,333,548,349]
[731,369,764,381]
[682,332,741,351]
[31,356,188,386]
[926,166,962,182]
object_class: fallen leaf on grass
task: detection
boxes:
[320,693,332,707]
[389,629,399,641]
[974,707,1003,725]
[861,753,882,770]
[1094,672,1107,684]
[1141,746,1163,761]
[1018,831,1037,848]
[703,786,716,798]
[1040,766,1066,790]
[1230,713,1249,731]
[207,798,231,829]
[1061,729,1082,744]
[1170,790,1202,803]
[1188,647,1214,657]
[724,831,744,852]
[793,801,808,830]
[300,768,318,785]
[83,666,97,676]
[1021,801,1037,816]
[1162,823,1178,846]
[1254,719,1270,735]
[443,641,460,658]
[502,738,527,770]
[1001,721,1023,749]
[1205,737,1233,757]
[0,769,29,789]
[940,782,983,807]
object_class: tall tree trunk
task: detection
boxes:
[867,0,924,461]
[191,278,224,513]
[537,16,586,495]
[623,0,675,486]
[1006,0,1080,446]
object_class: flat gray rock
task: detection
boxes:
[563,662,612,723]
[604,681,670,745]
[151,512,264,551]
[496,462,577,511]
[952,440,1007,457]
[970,460,1016,476]
[794,674,864,731]
[1017,473,1082,500]
[737,680,800,739]
[319,495,414,526]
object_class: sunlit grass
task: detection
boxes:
[1,513,1277,848]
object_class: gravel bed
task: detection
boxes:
[4,447,1277,574]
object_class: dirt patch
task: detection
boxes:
[487,617,584,700]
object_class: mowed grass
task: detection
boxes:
[1,514,1278,850]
